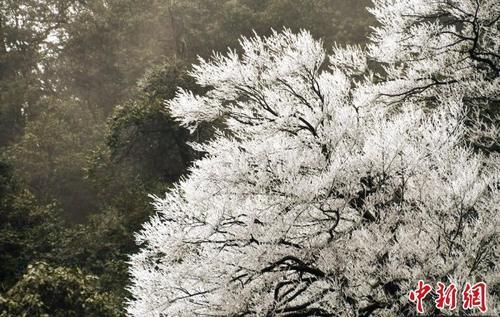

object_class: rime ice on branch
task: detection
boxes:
[127,1,499,316]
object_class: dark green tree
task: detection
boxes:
[0,262,121,317]
[106,60,204,183]
[0,160,63,291]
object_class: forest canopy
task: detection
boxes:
[1,0,498,316]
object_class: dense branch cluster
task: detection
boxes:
[127,1,499,316]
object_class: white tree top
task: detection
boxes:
[127,1,499,316]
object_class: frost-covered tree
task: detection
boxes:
[127,1,499,316]
[369,0,500,153]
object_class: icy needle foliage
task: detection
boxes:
[127,2,499,316]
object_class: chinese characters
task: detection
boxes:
[409,280,488,314]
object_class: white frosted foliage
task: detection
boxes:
[128,1,499,316]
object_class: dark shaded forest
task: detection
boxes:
[0,1,375,315]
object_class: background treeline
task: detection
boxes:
[0,1,374,315]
